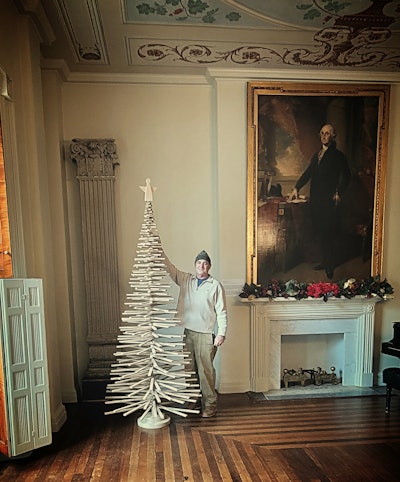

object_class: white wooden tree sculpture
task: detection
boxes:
[105,179,201,428]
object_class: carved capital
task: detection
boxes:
[71,138,119,178]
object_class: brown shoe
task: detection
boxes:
[202,407,217,418]
[186,401,201,411]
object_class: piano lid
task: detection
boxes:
[382,341,400,359]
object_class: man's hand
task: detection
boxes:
[214,335,225,347]
[288,188,298,201]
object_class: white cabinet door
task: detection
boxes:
[0,279,51,457]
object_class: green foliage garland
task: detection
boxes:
[239,276,394,303]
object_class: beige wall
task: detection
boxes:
[379,84,400,375]
[57,74,400,393]
[1,2,400,430]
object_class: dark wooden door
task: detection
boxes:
[0,124,12,278]
[0,120,12,456]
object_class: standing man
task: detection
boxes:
[163,249,227,418]
[289,124,351,279]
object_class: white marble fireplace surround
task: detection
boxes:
[243,297,381,393]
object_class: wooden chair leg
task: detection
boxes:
[385,385,392,414]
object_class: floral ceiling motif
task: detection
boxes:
[137,31,399,69]
[126,0,400,29]
[133,1,400,70]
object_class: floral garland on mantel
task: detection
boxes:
[239,276,394,303]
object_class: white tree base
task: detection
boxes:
[137,413,171,429]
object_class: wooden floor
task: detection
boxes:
[1,392,400,481]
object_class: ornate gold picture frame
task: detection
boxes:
[247,82,390,285]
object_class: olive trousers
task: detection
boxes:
[184,328,217,410]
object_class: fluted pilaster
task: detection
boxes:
[71,139,120,382]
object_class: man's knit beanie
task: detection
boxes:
[195,250,211,264]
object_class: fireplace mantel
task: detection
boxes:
[242,297,381,392]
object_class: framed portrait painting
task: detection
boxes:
[247,82,390,285]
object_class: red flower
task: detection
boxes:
[307,282,340,298]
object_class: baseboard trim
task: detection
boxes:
[218,381,250,394]
[62,390,78,403]
[51,402,68,432]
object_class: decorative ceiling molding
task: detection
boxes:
[53,0,109,63]
[39,66,400,85]
[34,0,400,75]
[132,25,400,71]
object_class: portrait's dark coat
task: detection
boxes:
[295,141,351,270]
[295,142,351,234]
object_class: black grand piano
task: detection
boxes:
[382,322,400,413]
[382,322,400,359]
[382,342,400,358]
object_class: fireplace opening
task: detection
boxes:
[281,334,344,383]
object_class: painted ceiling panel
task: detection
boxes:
[123,0,267,27]
[124,0,400,30]
[228,0,399,28]
[31,0,400,75]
